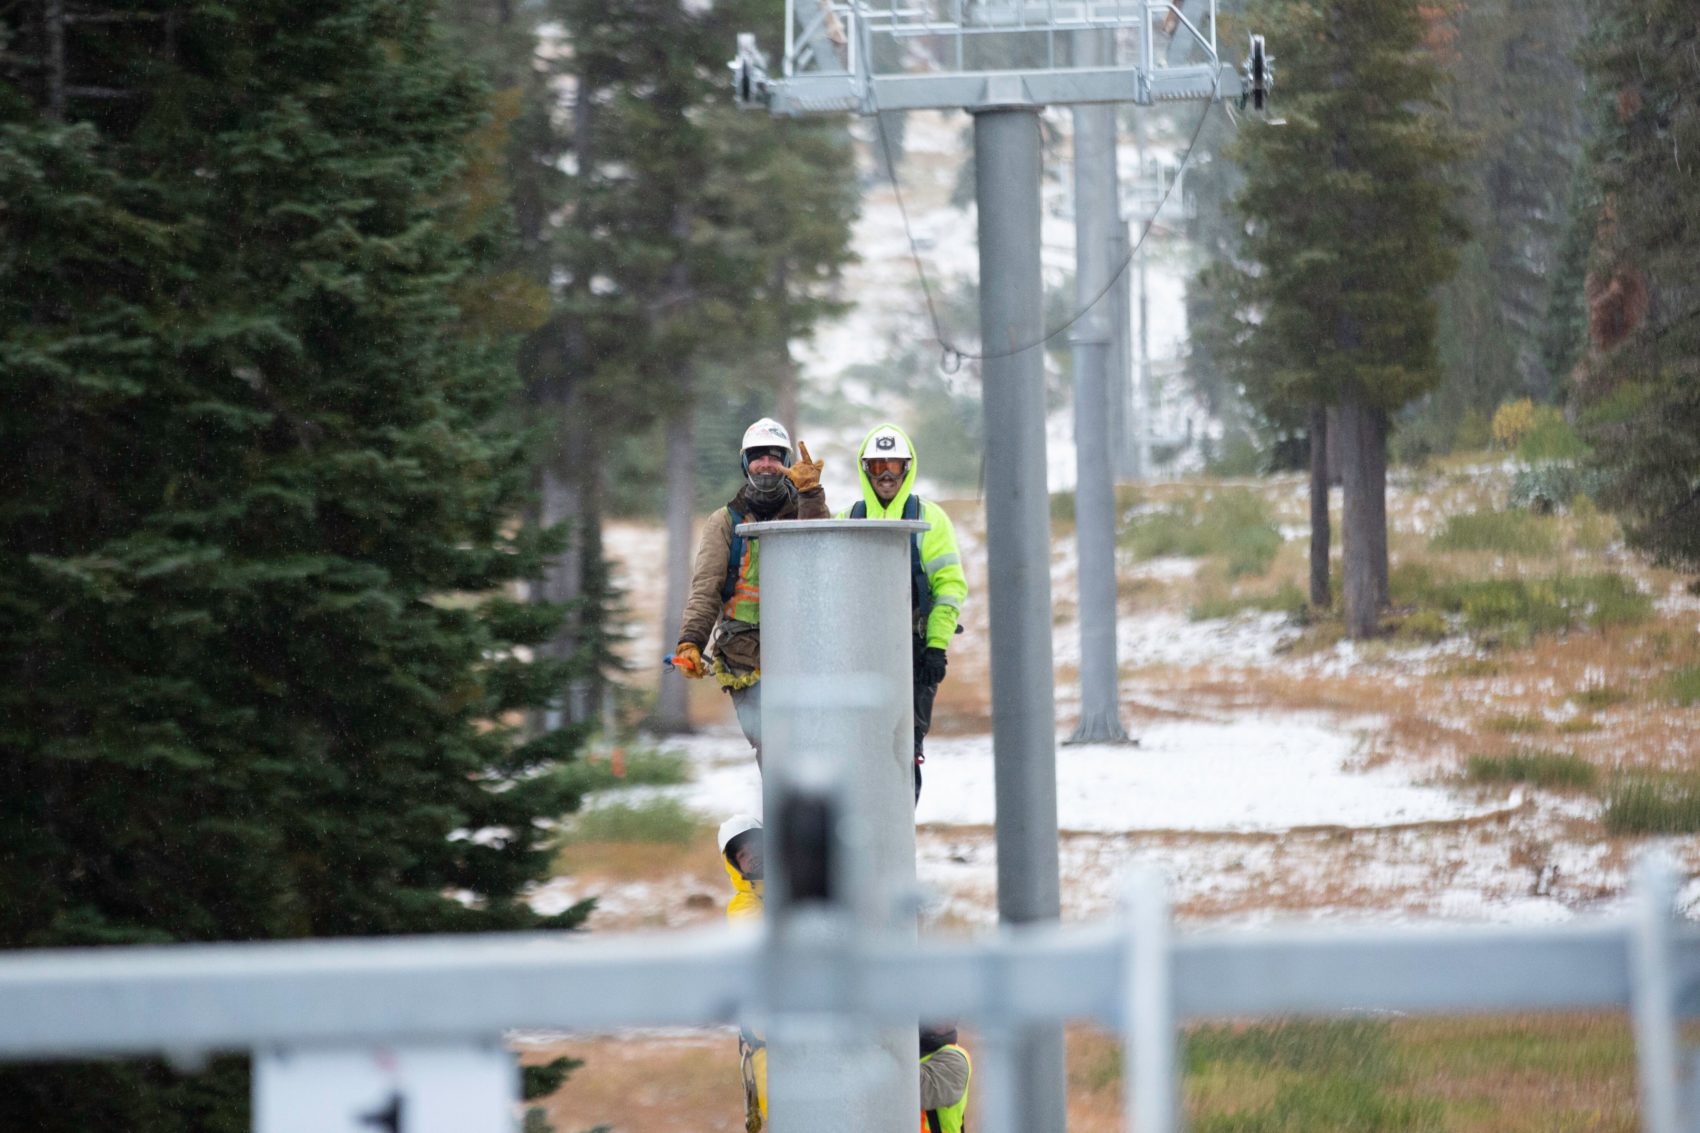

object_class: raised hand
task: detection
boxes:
[784,440,823,493]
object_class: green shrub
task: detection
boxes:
[1392,608,1451,642]
[1123,503,1198,559]
[555,748,690,795]
[1577,574,1657,628]
[1190,583,1308,622]
[1566,495,1618,551]
[1414,574,1651,638]
[1569,685,1629,711]
[1441,657,1504,678]
[1664,665,1700,707]
[1389,562,1437,606]
[562,798,699,844]
[1481,713,1547,735]
[1429,510,1558,556]
[1508,462,1605,513]
[1224,522,1283,579]
[1122,489,1283,578]
[1516,406,1588,463]
[1555,716,1603,734]
[1467,750,1598,790]
[1604,776,1700,835]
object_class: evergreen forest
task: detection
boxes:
[0,0,1695,1128]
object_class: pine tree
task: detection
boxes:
[1573,0,1700,568]
[1,2,592,1127]
[1218,0,1467,635]
[1419,0,1588,441]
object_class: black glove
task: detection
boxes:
[919,646,948,685]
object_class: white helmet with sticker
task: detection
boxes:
[862,426,912,461]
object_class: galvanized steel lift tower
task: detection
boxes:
[734,6,1262,1128]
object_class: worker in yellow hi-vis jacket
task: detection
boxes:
[838,423,968,800]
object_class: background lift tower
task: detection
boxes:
[734,5,1261,1128]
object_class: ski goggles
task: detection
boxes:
[862,457,909,477]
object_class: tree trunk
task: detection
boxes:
[537,437,582,718]
[1308,403,1331,610]
[1368,406,1390,608]
[653,388,697,733]
[773,263,798,439]
[1339,392,1380,639]
[1324,405,1343,486]
[45,0,66,121]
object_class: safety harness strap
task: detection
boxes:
[848,494,932,625]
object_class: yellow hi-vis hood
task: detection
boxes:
[723,854,764,922]
[854,423,919,518]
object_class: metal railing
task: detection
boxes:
[2,856,1697,1132]
[766,0,1233,113]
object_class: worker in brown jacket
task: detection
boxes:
[671,418,826,765]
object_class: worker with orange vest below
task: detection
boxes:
[672,419,826,767]
[920,1021,972,1132]
[838,424,968,800]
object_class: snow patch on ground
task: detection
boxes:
[653,720,1511,838]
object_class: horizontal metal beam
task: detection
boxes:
[768,65,1235,114]
[4,917,1694,1063]
[0,929,760,1060]
[1174,922,1644,1018]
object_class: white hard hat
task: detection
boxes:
[740,418,793,462]
[718,814,763,855]
[862,426,911,461]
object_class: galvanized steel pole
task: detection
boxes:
[1068,30,1131,746]
[973,99,1069,1133]
[745,518,924,1133]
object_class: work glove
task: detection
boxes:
[673,642,707,680]
[919,646,948,686]
[783,440,823,494]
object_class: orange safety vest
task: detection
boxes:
[719,505,761,624]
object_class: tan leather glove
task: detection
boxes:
[784,440,823,493]
[673,642,706,680]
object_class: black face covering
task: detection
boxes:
[746,470,788,499]
[920,1025,958,1055]
[740,474,794,514]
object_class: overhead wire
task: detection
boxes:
[870,66,1225,373]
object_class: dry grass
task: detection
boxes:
[553,834,723,888]
[519,1034,745,1133]
[520,1013,1636,1133]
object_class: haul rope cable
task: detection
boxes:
[868,65,1224,373]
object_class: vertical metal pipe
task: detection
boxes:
[748,518,923,1133]
[1630,853,1683,1133]
[1111,221,1136,480]
[1131,114,1153,479]
[1068,30,1129,746]
[973,101,1069,1133]
[1125,869,1178,1133]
